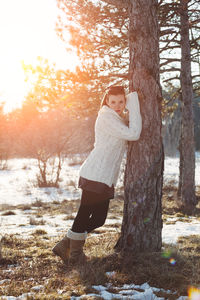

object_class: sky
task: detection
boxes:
[0,0,78,113]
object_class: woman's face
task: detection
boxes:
[106,94,126,116]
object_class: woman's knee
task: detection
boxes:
[94,215,107,228]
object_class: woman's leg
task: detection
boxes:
[71,203,92,233]
[53,190,110,263]
[71,190,94,233]
[52,190,92,262]
[67,190,95,263]
[86,199,110,233]
[71,189,110,233]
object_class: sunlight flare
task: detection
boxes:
[188,286,200,300]
[169,258,176,265]
[0,0,78,113]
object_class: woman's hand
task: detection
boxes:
[125,92,139,111]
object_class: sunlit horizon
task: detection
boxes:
[0,0,79,113]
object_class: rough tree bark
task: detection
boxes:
[178,0,197,211]
[177,128,183,197]
[118,0,164,253]
[0,242,2,260]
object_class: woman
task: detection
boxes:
[52,86,142,264]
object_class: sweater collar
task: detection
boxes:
[100,105,123,120]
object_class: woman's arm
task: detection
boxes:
[125,91,142,140]
[98,92,142,141]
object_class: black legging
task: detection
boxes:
[71,190,110,233]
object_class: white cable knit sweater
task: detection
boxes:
[79,91,142,187]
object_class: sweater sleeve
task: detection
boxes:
[99,92,142,141]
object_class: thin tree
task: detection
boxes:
[158,0,199,211]
[178,0,197,211]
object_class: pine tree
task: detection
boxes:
[116,0,164,252]
[178,0,197,211]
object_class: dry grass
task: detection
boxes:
[1,231,200,299]
[1,211,16,216]
[162,185,200,220]
[0,185,200,299]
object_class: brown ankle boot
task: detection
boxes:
[52,235,70,264]
[67,229,87,264]
[69,239,87,264]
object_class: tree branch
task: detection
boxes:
[103,0,130,8]
[190,18,200,25]
[99,73,129,80]
[188,0,200,8]
[192,75,200,80]
[160,44,180,53]
[160,68,180,73]
[160,57,181,62]
[159,29,178,36]
[160,60,181,68]
[163,77,180,83]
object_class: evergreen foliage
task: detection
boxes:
[56,0,200,105]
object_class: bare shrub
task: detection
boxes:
[22,108,73,187]
[36,151,64,188]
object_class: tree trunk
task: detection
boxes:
[118,0,164,253]
[0,242,2,260]
[177,126,183,197]
[179,0,197,211]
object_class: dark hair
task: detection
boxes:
[100,86,126,108]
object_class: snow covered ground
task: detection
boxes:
[1,152,200,207]
[164,153,200,187]
[1,153,200,241]
[0,283,189,300]
[0,153,200,300]
[0,157,81,207]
